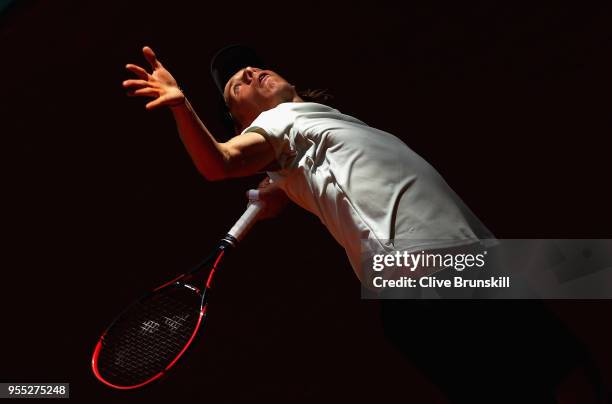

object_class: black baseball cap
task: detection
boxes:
[210,44,268,101]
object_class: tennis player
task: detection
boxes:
[122,45,602,403]
[123,45,495,285]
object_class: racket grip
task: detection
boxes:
[227,190,265,241]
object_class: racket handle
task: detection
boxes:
[226,190,265,242]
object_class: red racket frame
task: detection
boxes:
[91,248,226,389]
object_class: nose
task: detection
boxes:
[243,66,257,83]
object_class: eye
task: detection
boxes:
[234,84,240,95]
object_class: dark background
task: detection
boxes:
[1,1,611,402]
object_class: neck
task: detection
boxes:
[237,95,304,133]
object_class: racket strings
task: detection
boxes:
[96,285,202,386]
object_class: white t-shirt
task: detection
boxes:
[241,102,495,283]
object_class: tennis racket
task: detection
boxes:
[91,190,265,389]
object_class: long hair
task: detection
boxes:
[297,88,334,105]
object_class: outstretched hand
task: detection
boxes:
[123,46,185,110]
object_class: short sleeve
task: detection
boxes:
[240,104,296,168]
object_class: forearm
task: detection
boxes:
[170,98,229,181]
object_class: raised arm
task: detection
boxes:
[123,46,275,180]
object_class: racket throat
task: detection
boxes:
[205,241,232,289]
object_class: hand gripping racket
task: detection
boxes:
[91,190,265,389]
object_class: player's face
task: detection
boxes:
[224,67,298,132]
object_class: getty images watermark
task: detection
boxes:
[370,248,509,289]
[360,239,612,299]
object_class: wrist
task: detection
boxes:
[169,92,187,110]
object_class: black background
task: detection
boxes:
[1,1,611,402]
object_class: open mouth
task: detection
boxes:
[258,73,269,85]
